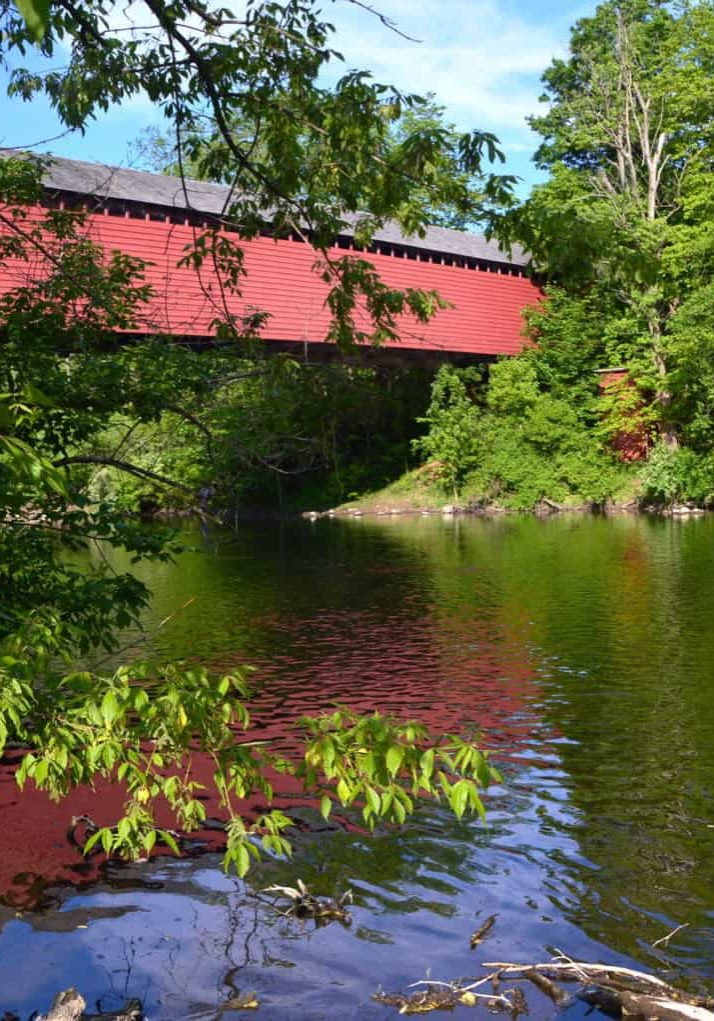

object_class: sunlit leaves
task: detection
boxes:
[0,617,499,876]
[12,0,49,41]
[499,0,714,450]
[298,707,500,832]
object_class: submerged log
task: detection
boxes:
[524,969,570,1006]
[470,913,498,949]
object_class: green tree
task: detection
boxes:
[414,364,484,497]
[502,0,714,448]
[129,91,510,229]
[414,359,626,509]
[1,2,505,871]
[387,92,507,229]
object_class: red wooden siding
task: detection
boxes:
[0,207,542,355]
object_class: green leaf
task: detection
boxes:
[13,0,50,42]
[235,843,250,877]
[100,689,121,726]
[21,383,54,407]
[386,744,404,777]
[450,779,470,820]
[419,747,435,777]
[101,827,113,854]
[365,785,381,815]
[82,829,104,856]
[320,794,332,820]
[116,816,132,841]
[473,793,487,822]
[159,830,181,856]
[33,758,48,786]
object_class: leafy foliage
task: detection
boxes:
[132,91,514,232]
[1,4,507,871]
[414,362,628,509]
[499,0,714,453]
[639,443,714,505]
[300,709,499,828]
[0,619,499,875]
[414,365,483,496]
[4,0,515,353]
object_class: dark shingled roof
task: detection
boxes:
[3,151,528,267]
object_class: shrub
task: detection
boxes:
[640,443,714,505]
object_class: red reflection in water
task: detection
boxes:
[0,606,546,909]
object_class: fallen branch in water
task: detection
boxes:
[483,960,676,994]
[31,988,143,1021]
[523,968,570,1006]
[262,878,353,927]
[469,912,497,949]
[373,949,714,1018]
[481,957,714,1021]
[373,981,527,1016]
[653,924,691,949]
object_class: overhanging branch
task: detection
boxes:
[53,455,194,493]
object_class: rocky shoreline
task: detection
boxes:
[299,501,710,522]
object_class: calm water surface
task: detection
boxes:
[1,515,713,1019]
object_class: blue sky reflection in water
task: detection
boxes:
[0,515,713,1019]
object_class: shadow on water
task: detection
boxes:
[1,515,713,1018]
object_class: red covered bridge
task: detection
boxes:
[1,154,542,358]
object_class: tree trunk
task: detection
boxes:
[651,322,678,449]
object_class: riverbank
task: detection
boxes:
[297,464,708,521]
[303,500,709,521]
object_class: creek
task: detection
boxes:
[1,514,713,1019]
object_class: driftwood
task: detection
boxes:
[32,989,143,1021]
[262,879,353,927]
[469,913,497,950]
[523,969,569,1006]
[374,949,714,1019]
[580,987,714,1021]
[36,989,85,1021]
[481,959,714,1021]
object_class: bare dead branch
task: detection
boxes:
[340,0,421,42]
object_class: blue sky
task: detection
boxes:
[0,0,592,195]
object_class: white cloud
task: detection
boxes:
[324,0,577,143]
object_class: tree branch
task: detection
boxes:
[53,455,194,493]
[340,0,420,42]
